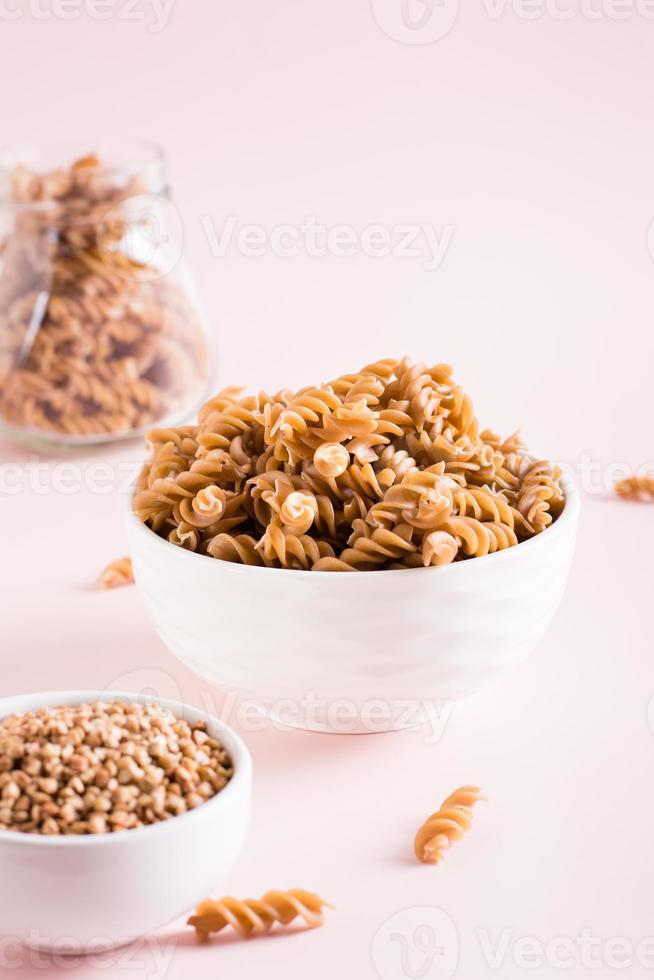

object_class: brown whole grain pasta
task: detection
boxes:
[188,890,332,941]
[615,475,654,501]
[0,153,208,443]
[414,785,485,864]
[133,357,565,571]
[99,556,134,589]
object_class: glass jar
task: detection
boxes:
[0,142,211,449]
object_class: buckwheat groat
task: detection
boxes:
[0,701,232,835]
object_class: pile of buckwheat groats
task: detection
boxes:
[0,700,233,835]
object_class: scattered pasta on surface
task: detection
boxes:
[188,890,332,941]
[414,785,485,864]
[99,556,134,589]
[0,154,207,442]
[614,476,654,502]
[133,357,565,571]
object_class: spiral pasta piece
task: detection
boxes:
[168,523,201,551]
[336,520,417,570]
[99,556,134,589]
[188,890,333,941]
[421,530,458,566]
[383,356,446,431]
[263,387,342,463]
[480,428,524,455]
[205,533,264,566]
[451,485,515,527]
[367,468,454,532]
[374,446,418,483]
[314,441,350,478]
[513,459,564,531]
[255,523,336,570]
[414,785,485,864]
[615,475,654,501]
[177,485,228,528]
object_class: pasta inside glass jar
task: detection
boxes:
[0,142,210,448]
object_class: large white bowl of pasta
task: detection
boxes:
[126,357,580,734]
[126,477,578,733]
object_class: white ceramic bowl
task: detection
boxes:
[126,476,580,734]
[0,690,251,953]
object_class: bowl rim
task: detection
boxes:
[0,139,167,209]
[0,690,251,848]
[125,469,580,578]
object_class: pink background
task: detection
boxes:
[2,1,654,977]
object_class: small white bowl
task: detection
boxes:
[126,476,580,734]
[0,690,252,953]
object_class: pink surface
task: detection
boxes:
[2,1,654,977]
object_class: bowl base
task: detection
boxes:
[265,699,456,736]
[21,936,135,956]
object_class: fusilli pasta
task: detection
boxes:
[133,357,564,570]
[414,785,485,864]
[615,475,654,501]
[188,889,332,941]
[0,153,207,442]
[99,556,134,589]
